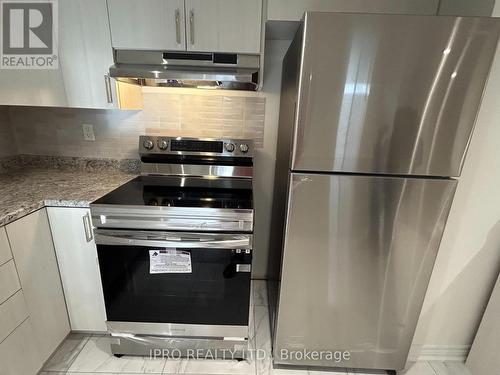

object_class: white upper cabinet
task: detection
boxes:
[267,0,439,21]
[107,0,186,50]
[185,0,262,53]
[59,0,116,109]
[107,0,262,53]
[0,0,116,109]
[0,69,67,108]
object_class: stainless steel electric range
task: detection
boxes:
[90,136,254,358]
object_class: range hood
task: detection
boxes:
[109,50,260,91]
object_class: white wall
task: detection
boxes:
[466,273,500,373]
[410,1,500,360]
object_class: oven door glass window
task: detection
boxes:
[97,243,251,326]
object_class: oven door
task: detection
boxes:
[94,229,252,336]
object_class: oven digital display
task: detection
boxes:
[170,140,223,153]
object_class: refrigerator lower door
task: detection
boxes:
[274,173,457,371]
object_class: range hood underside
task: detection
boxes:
[110,64,259,90]
[109,50,260,91]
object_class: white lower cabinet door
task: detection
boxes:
[6,209,70,363]
[0,290,29,343]
[0,318,43,375]
[47,207,107,332]
[0,227,13,266]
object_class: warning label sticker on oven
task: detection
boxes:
[149,249,192,274]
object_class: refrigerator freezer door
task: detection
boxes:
[292,13,500,176]
[274,173,457,371]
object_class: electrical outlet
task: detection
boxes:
[82,124,95,141]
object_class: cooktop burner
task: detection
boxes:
[93,176,253,209]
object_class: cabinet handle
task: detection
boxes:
[104,74,113,104]
[189,9,195,45]
[175,9,181,45]
[83,212,94,243]
[236,264,252,273]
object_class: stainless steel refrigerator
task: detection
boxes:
[270,12,500,372]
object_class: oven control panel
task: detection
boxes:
[139,136,253,157]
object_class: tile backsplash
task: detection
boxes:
[3,89,266,160]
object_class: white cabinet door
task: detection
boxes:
[0,260,21,304]
[185,0,262,53]
[0,0,116,109]
[47,207,107,332]
[0,227,12,266]
[0,290,29,343]
[0,70,67,107]
[0,318,43,375]
[6,209,70,364]
[107,0,186,50]
[59,0,116,109]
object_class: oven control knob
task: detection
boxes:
[143,139,154,150]
[225,143,235,152]
[239,143,249,153]
[157,139,168,150]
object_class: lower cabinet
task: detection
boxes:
[0,318,43,375]
[0,290,29,344]
[0,227,12,265]
[47,207,107,332]
[5,209,70,366]
[0,206,105,374]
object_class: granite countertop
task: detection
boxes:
[0,155,139,227]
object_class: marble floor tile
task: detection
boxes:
[249,294,256,348]
[254,306,272,352]
[253,280,269,306]
[269,368,309,375]
[162,358,255,374]
[254,305,274,375]
[400,361,437,375]
[428,361,471,375]
[66,336,166,373]
[42,332,91,372]
[254,359,309,375]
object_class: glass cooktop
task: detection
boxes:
[93,176,253,209]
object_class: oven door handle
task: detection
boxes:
[94,230,252,249]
